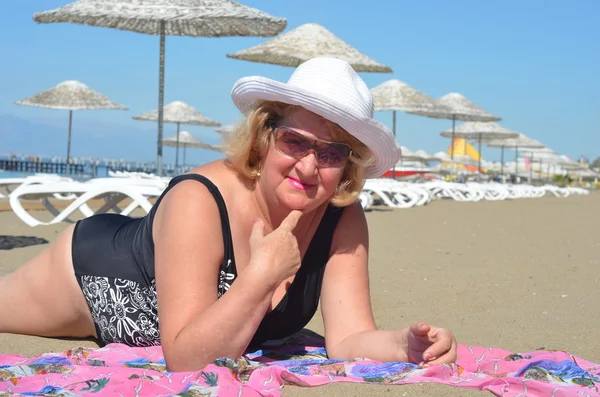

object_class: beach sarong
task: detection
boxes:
[0,330,598,396]
[0,235,48,250]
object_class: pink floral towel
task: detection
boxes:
[0,330,598,396]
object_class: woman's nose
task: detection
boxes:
[297,149,319,174]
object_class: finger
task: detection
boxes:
[249,218,264,246]
[422,329,454,361]
[279,210,303,232]
[423,351,458,367]
[409,322,431,337]
[422,345,458,367]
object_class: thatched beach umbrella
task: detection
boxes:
[518,147,558,182]
[486,134,545,179]
[433,151,478,175]
[133,101,220,168]
[399,147,426,163]
[556,155,584,170]
[370,80,453,137]
[215,123,238,135]
[163,130,222,167]
[413,149,440,164]
[33,0,287,176]
[227,23,392,73]
[371,79,452,123]
[14,80,127,175]
[440,122,519,176]
[412,93,501,161]
[370,79,451,178]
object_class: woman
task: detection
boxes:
[0,57,457,372]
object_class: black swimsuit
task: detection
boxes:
[72,174,344,347]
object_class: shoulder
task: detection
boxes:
[330,201,369,254]
[152,160,243,240]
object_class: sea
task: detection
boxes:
[0,166,112,181]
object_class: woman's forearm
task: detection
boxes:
[327,329,409,363]
[166,265,275,371]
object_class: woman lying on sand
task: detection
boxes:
[0,57,456,371]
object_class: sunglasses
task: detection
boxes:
[272,126,353,168]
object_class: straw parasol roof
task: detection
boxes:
[485,134,545,149]
[433,151,476,165]
[408,92,501,164]
[440,122,519,140]
[433,151,453,163]
[33,0,287,37]
[215,123,238,135]
[440,122,519,176]
[485,135,547,178]
[133,101,220,126]
[413,149,440,163]
[14,80,127,175]
[398,146,424,162]
[33,0,286,177]
[163,130,222,168]
[369,80,447,156]
[557,155,584,170]
[519,147,555,156]
[227,23,392,73]
[15,80,127,111]
[133,100,220,168]
[432,93,501,122]
[163,131,221,151]
[370,79,450,116]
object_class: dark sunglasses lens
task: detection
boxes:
[318,145,350,167]
[275,128,351,168]
[276,130,311,157]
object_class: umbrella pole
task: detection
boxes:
[392,110,396,180]
[500,147,505,182]
[529,153,534,184]
[515,146,519,182]
[66,110,73,176]
[156,21,166,177]
[450,115,456,159]
[175,122,180,171]
[450,115,456,177]
[477,133,482,180]
[183,144,187,167]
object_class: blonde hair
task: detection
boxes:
[223,101,374,207]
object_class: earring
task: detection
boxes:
[257,170,261,177]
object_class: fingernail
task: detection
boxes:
[423,353,431,360]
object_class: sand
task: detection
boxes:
[1,192,599,396]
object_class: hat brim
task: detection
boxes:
[231,76,401,179]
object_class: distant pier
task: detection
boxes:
[0,159,85,175]
[0,158,184,177]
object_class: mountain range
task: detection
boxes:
[0,113,223,165]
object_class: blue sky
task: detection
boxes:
[1,0,599,166]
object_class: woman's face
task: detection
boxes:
[258,108,348,212]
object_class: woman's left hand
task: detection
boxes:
[402,322,457,368]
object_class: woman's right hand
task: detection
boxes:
[248,210,303,287]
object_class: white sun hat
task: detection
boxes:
[230,57,401,178]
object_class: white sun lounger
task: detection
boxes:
[0,175,74,198]
[9,181,165,227]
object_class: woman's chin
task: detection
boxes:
[278,194,324,212]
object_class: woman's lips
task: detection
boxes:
[287,177,315,190]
